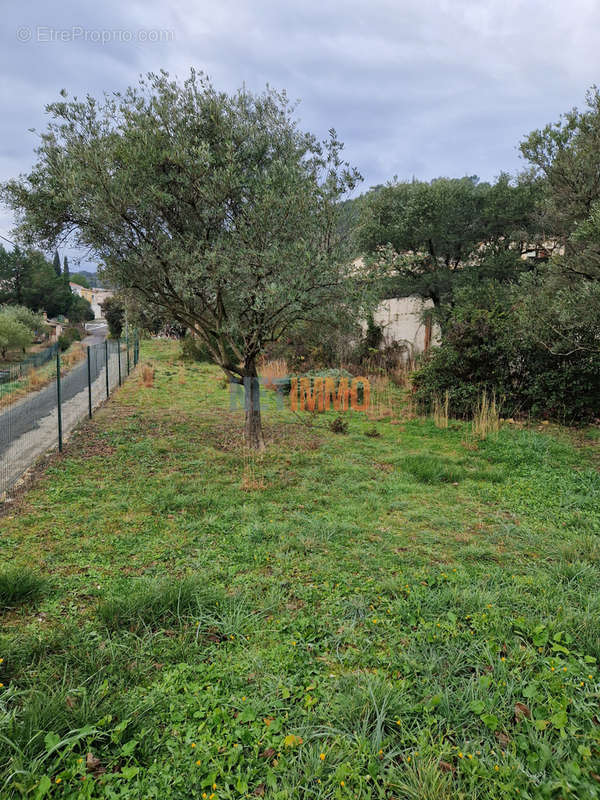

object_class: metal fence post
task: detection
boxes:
[87,345,92,419]
[56,351,63,452]
[117,338,122,387]
[105,339,109,399]
[126,332,130,375]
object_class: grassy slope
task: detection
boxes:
[1,340,599,799]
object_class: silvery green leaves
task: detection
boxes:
[2,71,380,447]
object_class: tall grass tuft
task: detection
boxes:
[388,758,453,799]
[402,453,465,484]
[472,391,500,439]
[141,364,155,388]
[97,576,221,631]
[259,358,289,390]
[432,391,450,429]
[0,567,48,611]
[26,367,46,391]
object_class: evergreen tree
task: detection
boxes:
[52,250,61,276]
[62,255,70,280]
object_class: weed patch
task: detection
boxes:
[401,453,466,483]
[97,577,222,631]
[0,567,48,611]
[0,341,599,799]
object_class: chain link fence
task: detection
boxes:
[0,334,139,499]
[0,341,60,387]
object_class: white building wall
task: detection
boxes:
[90,289,113,320]
[373,296,438,354]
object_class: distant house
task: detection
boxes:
[372,296,436,355]
[353,258,438,358]
[356,241,562,358]
[69,282,113,320]
[43,315,63,340]
[69,282,93,303]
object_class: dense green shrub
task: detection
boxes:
[413,282,600,423]
[57,326,81,351]
[67,294,94,323]
[101,295,125,337]
[180,333,213,362]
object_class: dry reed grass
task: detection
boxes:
[432,391,449,429]
[60,342,85,369]
[0,341,86,410]
[367,373,396,420]
[141,364,155,388]
[259,358,289,390]
[471,391,500,439]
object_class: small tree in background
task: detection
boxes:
[3,305,45,334]
[68,294,95,323]
[70,272,90,289]
[0,307,37,359]
[52,250,61,277]
[101,295,125,338]
[3,71,380,448]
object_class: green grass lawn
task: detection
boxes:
[1,341,599,799]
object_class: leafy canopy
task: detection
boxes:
[0,245,73,318]
[357,174,541,318]
[3,70,378,383]
[519,85,600,353]
[0,306,38,358]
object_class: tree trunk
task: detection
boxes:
[244,362,265,451]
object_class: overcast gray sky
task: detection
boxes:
[1,0,599,267]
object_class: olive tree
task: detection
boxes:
[519,86,600,355]
[358,174,541,327]
[3,71,377,448]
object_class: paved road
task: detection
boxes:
[0,325,123,496]
[83,321,108,345]
[0,323,109,456]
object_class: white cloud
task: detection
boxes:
[2,0,599,258]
